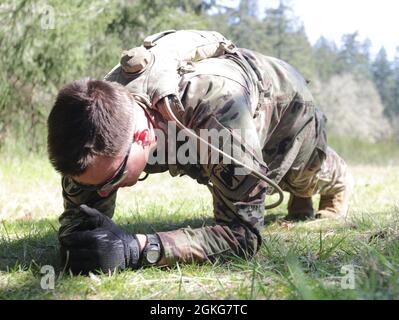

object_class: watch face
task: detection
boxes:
[146,248,160,264]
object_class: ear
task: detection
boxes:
[134,129,150,146]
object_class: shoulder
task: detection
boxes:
[180,58,249,91]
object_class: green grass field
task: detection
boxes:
[1,144,399,299]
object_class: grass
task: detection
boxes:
[1,147,399,299]
[328,136,399,166]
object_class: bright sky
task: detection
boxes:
[280,0,399,60]
[224,0,399,60]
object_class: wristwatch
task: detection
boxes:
[143,234,161,265]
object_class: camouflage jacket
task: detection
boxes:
[59,30,327,266]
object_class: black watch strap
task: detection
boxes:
[127,235,141,269]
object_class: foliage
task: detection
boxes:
[107,0,211,49]
[208,1,397,143]
[311,73,392,143]
[0,0,398,150]
[0,0,121,151]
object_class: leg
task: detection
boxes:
[286,194,315,221]
[282,146,353,220]
[315,147,354,219]
[282,146,324,221]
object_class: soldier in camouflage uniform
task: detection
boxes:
[47,30,353,273]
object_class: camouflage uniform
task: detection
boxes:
[59,30,350,267]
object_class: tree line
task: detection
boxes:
[0,0,397,152]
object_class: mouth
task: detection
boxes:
[97,189,115,198]
[96,179,139,197]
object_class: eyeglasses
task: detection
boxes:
[72,143,132,193]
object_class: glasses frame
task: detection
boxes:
[72,143,132,193]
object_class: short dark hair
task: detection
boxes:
[47,79,134,176]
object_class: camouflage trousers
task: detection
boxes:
[282,146,352,199]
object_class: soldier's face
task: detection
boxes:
[73,141,149,197]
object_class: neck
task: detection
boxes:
[135,104,157,147]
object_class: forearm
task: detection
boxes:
[154,223,260,267]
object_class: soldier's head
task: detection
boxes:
[47,79,154,197]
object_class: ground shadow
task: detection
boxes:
[0,222,60,272]
[0,215,217,273]
[0,209,288,275]
[264,212,286,225]
[0,215,220,299]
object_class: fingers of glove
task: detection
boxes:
[59,228,138,272]
[78,204,110,228]
[84,212,132,240]
[61,246,127,274]
[79,204,104,223]
[79,204,102,216]
[59,228,109,248]
[79,205,132,237]
[59,227,129,254]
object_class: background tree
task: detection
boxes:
[108,0,212,48]
[262,0,315,78]
[371,47,395,117]
[336,32,372,78]
[313,36,340,81]
[392,48,399,116]
[0,0,397,151]
[312,73,392,142]
[210,0,271,54]
[0,0,121,151]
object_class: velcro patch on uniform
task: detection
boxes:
[212,163,249,191]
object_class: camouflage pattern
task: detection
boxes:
[282,146,351,199]
[59,30,350,267]
[59,177,117,238]
[104,30,234,106]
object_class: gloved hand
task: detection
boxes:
[59,204,140,274]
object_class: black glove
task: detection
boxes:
[59,205,140,274]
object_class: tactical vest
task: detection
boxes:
[105,30,233,105]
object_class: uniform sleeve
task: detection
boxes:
[58,176,117,239]
[157,73,268,266]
